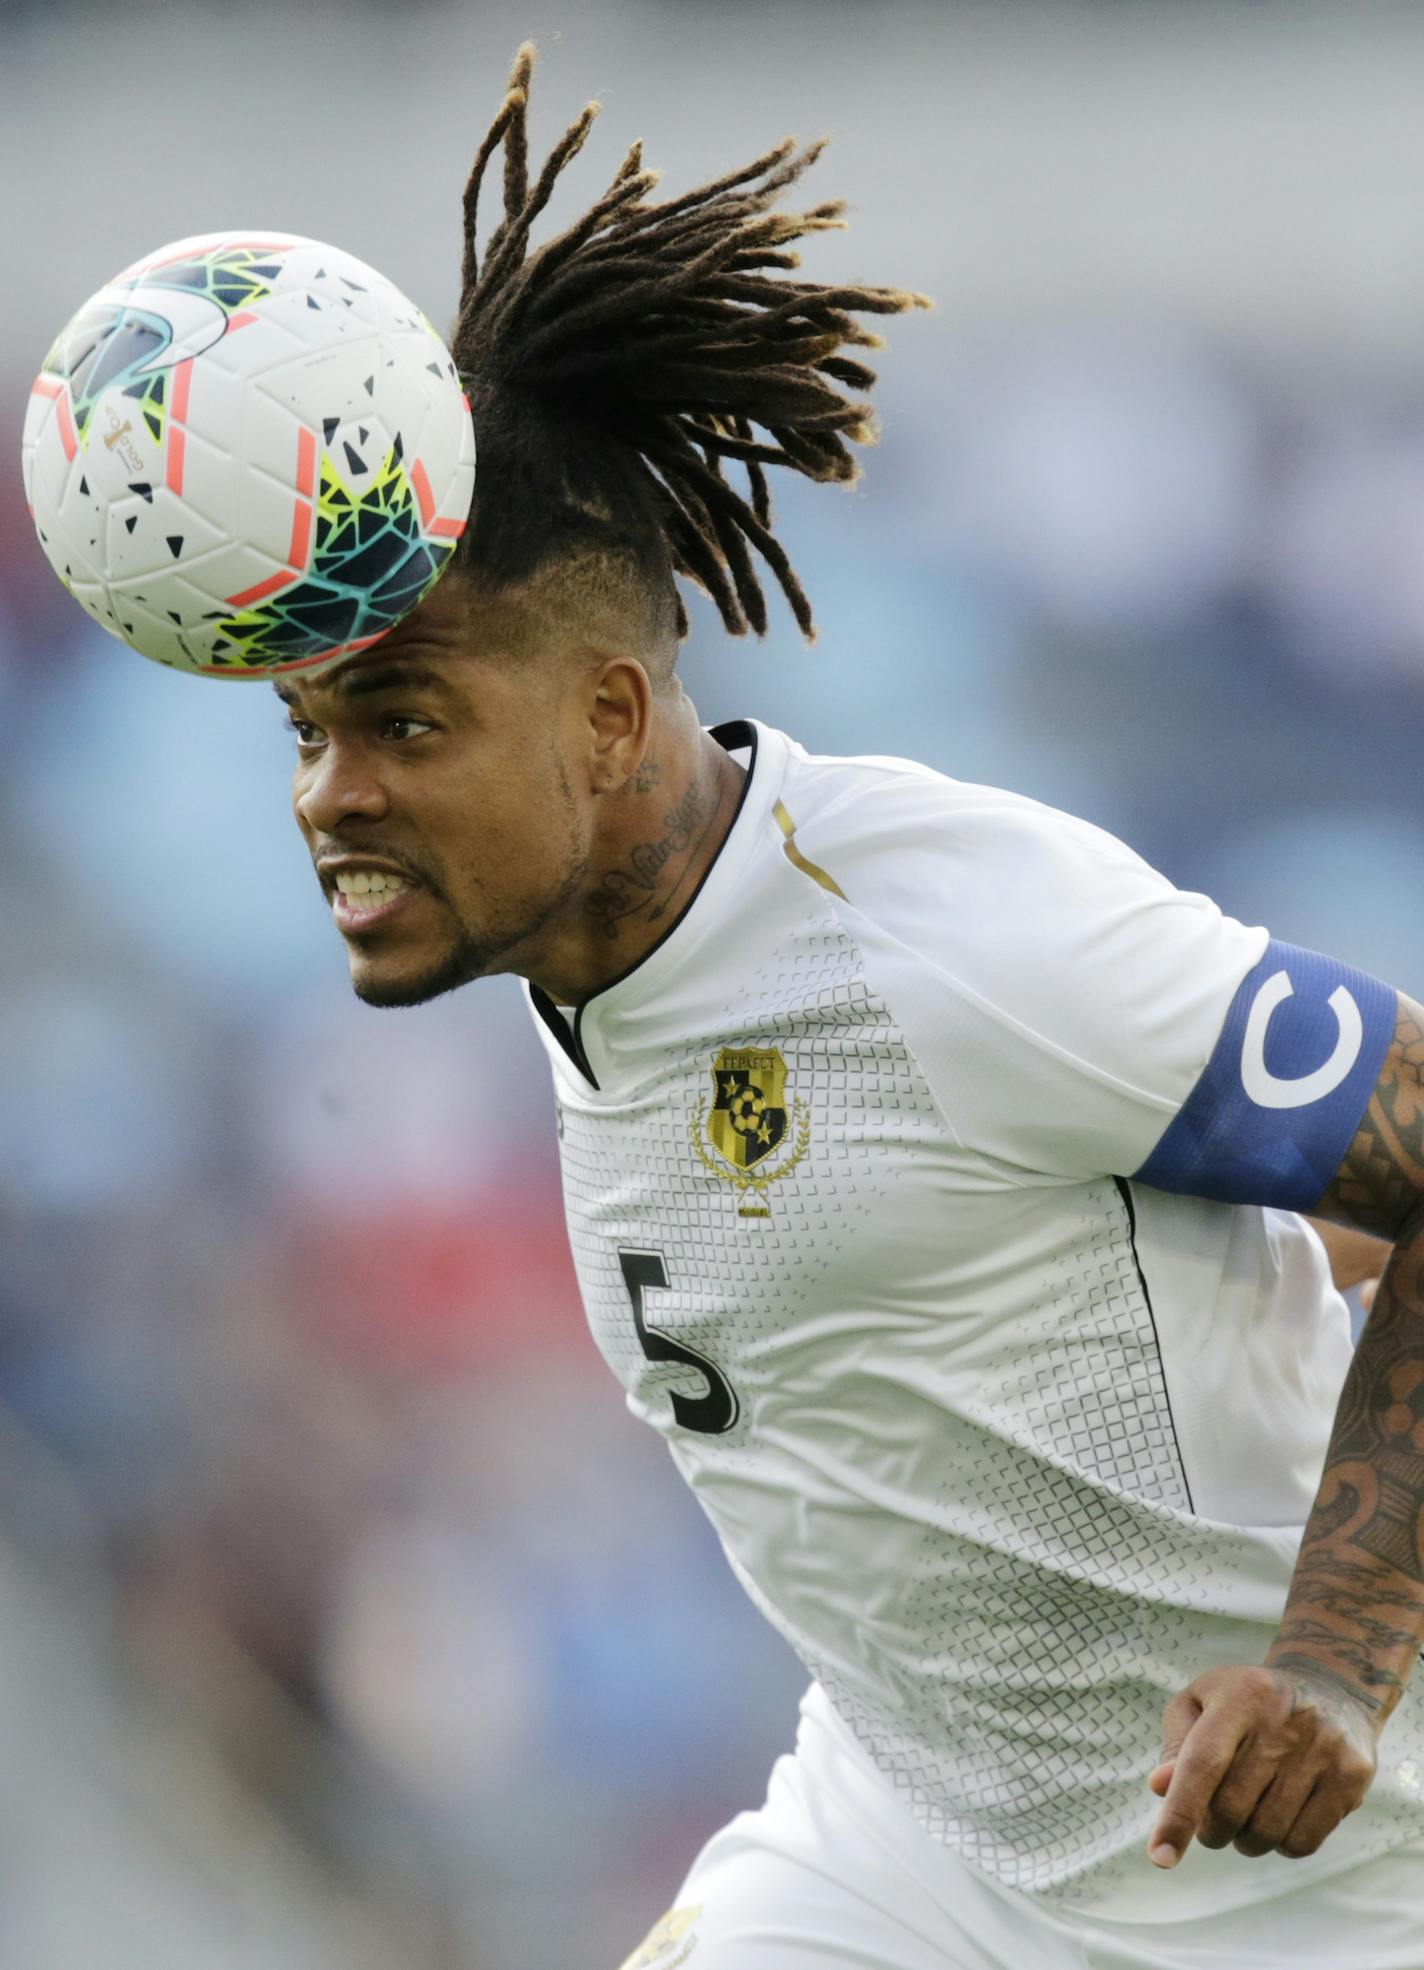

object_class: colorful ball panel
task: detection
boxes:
[21,231,476,677]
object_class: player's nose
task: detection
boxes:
[293,744,390,835]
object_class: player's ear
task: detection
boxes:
[585,655,654,794]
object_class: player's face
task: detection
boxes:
[280,575,595,1008]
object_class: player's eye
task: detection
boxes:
[282,712,430,747]
[382,715,433,741]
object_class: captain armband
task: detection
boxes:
[1134,941,1396,1210]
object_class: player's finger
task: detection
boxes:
[1196,1735,1282,1849]
[1277,1742,1375,1860]
[1148,1711,1250,1867]
[1276,1778,1346,1860]
[1146,1761,1173,1798]
[1156,1688,1202,1768]
[1232,1758,1325,1858]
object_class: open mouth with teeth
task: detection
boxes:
[330,868,418,929]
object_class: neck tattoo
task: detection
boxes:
[584,769,721,942]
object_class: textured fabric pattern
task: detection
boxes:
[530,722,1424,1912]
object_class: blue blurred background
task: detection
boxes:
[3,2,1424,1963]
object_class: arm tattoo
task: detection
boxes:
[1316,997,1424,1239]
[584,777,714,940]
[1267,1652,1391,1716]
[1269,995,1424,1718]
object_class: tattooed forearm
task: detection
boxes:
[1264,993,1424,1720]
[584,777,712,939]
[1316,997,1424,1239]
[1266,1649,1393,1713]
[1288,1546,1424,1618]
[1268,1205,1424,1719]
[1270,1601,1420,1710]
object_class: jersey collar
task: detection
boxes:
[528,718,789,1091]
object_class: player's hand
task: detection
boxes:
[1145,1664,1380,1868]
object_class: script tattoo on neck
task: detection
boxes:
[585,775,713,940]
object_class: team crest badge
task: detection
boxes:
[618,1904,702,1970]
[692,1046,811,1218]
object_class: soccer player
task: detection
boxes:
[276,47,1424,1969]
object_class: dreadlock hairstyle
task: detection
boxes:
[449,42,930,649]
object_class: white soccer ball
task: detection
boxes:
[21,230,476,677]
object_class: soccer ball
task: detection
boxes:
[21,230,476,678]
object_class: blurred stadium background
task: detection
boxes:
[4,1,1424,1962]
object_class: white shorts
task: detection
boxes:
[619,1689,1424,1970]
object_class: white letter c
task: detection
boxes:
[1240,970,1363,1110]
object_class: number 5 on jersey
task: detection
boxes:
[619,1249,740,1435]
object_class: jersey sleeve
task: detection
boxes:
[1132,939,1395,1207]
[803,772,1393,1198]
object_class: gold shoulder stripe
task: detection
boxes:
[773,799,847,900]
[619,1904,702,1969]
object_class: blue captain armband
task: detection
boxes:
[1134,940,1397,1210]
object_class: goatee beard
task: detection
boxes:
[350,936,494,1008]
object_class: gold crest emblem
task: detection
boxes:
[692,1046,811,1217]
[618,1903,702,1970]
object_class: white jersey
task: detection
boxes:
[527,718,1424,1918]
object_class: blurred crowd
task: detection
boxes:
[5,3,1424,1966]
[6,307,1424,1968]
